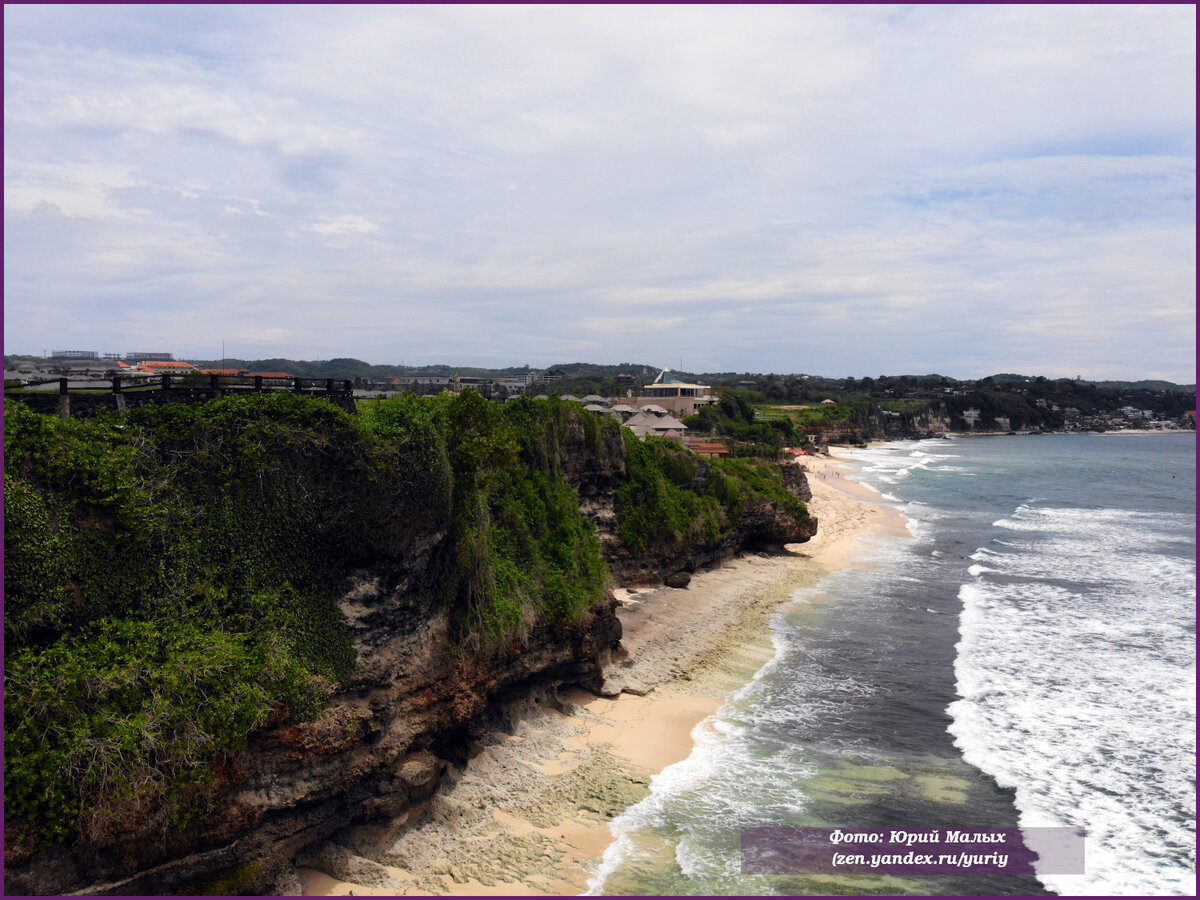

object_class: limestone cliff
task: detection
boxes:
[4,592,622,897]
[3,394,813,896]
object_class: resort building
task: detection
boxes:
[136,360,197,373]
[201,369,294,385]
[633,370,716,417]
[683,437,730,457]
[51,350,99,360]
[624,409,688,442]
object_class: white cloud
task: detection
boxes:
[5,40,354,156]
[3,159,145,218]
[2,4,1194,379]
[305,215,380,236]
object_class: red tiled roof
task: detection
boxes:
[198,369,293,378]
[140,360,195,369]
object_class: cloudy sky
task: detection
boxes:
[4,4,1195,380]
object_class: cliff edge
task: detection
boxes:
[3,392,812,895]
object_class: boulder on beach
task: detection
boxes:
[664,571,692,589]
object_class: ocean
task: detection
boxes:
[587,433,1196,896]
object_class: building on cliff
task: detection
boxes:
[625,409,688,442]
[135,359,198,373]
[633,369,716,417]
[684,438,730,457]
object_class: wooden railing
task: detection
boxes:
[36,373,354,395]
[9,373,356,419]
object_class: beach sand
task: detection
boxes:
[300,450,902,896]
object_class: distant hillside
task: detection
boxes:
[1090,379,1197,392]
[975,373,1196,392]
[5,355,1194,395]
[181,358,665,382]
[184,358,515,380]
[544,362,658,377]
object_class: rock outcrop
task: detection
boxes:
[3,398,815,896]
[593,460,817,586]
[4,591,622,896]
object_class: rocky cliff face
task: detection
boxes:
[599,489,817,585]
[5,585,622,896]
[4,405,814,897]
[852,403,954,441]
[582,449,818,585]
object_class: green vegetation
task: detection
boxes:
[712,456,810,522]
[4,390,809,849]
[682,389,800,453]
[615,431,809,554]
[754,396,874,429]
[616,434,723,552]
[404,391,610,642]
[712,372,1195,433]
[876,398,928,415]
[177,860,264,896]
[4,393,438,846]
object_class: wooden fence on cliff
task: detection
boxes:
[9,373,357,418]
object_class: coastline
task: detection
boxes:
[301,451,903,896]
[942,428,1193,438]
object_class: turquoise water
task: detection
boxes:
[588,433,1195,896]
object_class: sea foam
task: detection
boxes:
[951,499,1196,895]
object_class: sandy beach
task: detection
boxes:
[300,450,903,896]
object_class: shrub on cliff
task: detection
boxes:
[411,391,609,642]
[3,394,447,847]
[681,388,798,451]
[616,434,724,552]
[614,433,809,555]
[5,618,318,845]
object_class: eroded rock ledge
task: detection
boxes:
[5,594,622,897]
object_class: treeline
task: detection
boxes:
[3,392,809,850]
[713,373,1195,430]
[187,356,520,381]
[682,390,802,452]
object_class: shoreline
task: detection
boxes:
[301,451,902,896]
[849,429,1194,442]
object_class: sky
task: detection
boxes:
[3,4,1196,381]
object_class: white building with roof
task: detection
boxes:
[632,369,716,417]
